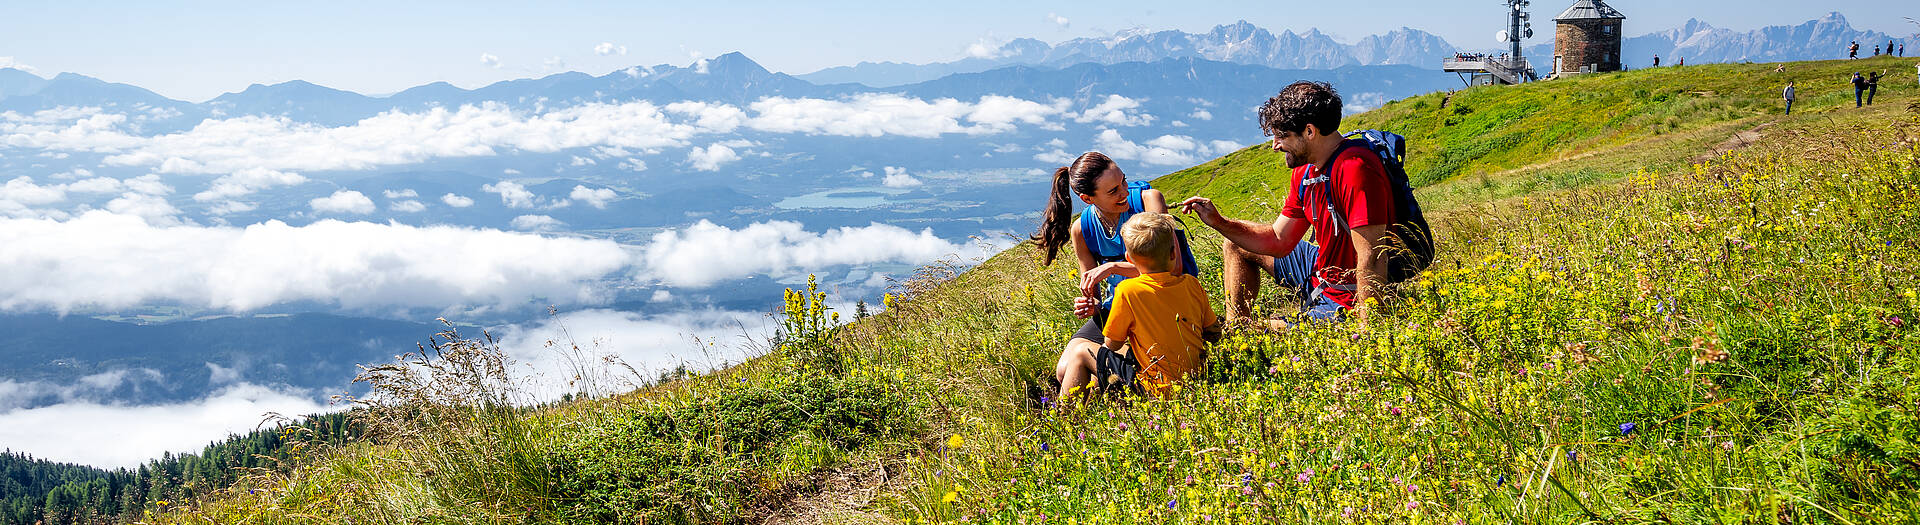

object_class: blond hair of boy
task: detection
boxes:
[1101,212,1222,397]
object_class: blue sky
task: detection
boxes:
[2,1,1914,101]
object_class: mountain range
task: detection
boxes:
[806,14,1910,88]
[1522,12,1910,68]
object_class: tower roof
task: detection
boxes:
[1554,0,1626,21]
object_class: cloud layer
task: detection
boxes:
[0,93,1144,175]
[0,211,979,313]
[0,382,333,469]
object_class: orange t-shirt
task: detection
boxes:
[1101,271,1217,397]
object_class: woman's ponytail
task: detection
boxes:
[1033,166,1076,265]
[1030,152,1115,266]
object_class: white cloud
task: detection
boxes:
[881,166,921,188]
[617,158,648,172]
[2,177,67,205]
[479,53,502,68]
[482,181,538,208]
[1208,140,1244,156]
[569,185,617,209]
[1190,109,1214,121]
[542,56,567,71]
[383,188,418,199]
[1046,13,1071,29]
[746,94,1067,138]
[665,101,748,133]
[569,155,596,166]
[441,193,475,208]
[8,95,1078,175]
[0,211,633,312]
[490,308,772,400]
[1033,149,1074,164]
[308,189,375,214]
[205,362,241,384]
[1094,129,1199,167]
[966,36,1004,59]
[686,143,739,171]
[105,192,182,225]
[42,101,711,175]
[636,220,980,288]
[593,42,628,56]
[207,200,257,215]
[1076,95,1154,127]
[389,200,427,213]
[510,214,564,231]
[649,290,672,302]
[0,57,40,74]
[123,174,172,195]
[0,383,333,469]
[193,168,307,202]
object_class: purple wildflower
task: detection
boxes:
[1168,499,1177,509]
[1620,422,1637,436]
[1040,442,1050,452]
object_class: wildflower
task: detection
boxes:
[1040,442,1050,452]
[948,434,965,449]
[1722,440,1735,451]
[1296,469,1314,483]
[1168,499,1177,509]
[1078,431,1086,440]
[1496,474,1505,487]
[1567,449,1578,462]
[1406,500,1420,510]
[1389,404,1402,416]
[1620,422,1637,436]
[943,490,959,504]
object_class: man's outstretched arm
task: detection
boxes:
[1176,196,1309,257]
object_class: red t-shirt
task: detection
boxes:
[1281,139,1395,308]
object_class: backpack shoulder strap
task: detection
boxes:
[1126,180,1151,212]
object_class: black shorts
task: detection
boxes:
[1071,314,1106,344]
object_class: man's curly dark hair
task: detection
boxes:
[1258,81,1342,137]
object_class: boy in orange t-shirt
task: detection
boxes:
[1100,212,1222,397]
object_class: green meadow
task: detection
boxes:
[144,56,1919,524]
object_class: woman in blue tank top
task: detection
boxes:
[1030,151,1181,403]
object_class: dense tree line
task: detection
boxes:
[1,412,361,525]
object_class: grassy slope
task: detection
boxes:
[155,58,1920,524]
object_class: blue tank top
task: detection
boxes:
[1077,181,1151,309]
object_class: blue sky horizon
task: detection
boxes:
[4,1,1916,101]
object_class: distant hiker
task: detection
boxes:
[1054,212,1220,400]
[1850,41,1860,59]
[1783,81,1795,115]
[1033,152,1198,401]
[1867,70,1884,105]
[1853,72,1868,107]
[1677,57,1685,67]
[1890,40,1897,56]
[1874,45,1881,57]
[1900,44,1905,57]
[1179,81,1430,330]
[1652,54,1660,67]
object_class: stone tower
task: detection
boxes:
[1552,0,1625,76]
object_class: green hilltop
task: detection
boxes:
[103,55,1920,524]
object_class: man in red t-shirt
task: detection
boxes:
[1178,81,1395,329]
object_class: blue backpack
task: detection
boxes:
[1077,180,1202,308]
[1296,130,1435,283]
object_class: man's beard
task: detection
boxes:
[1284,150,1308,169]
